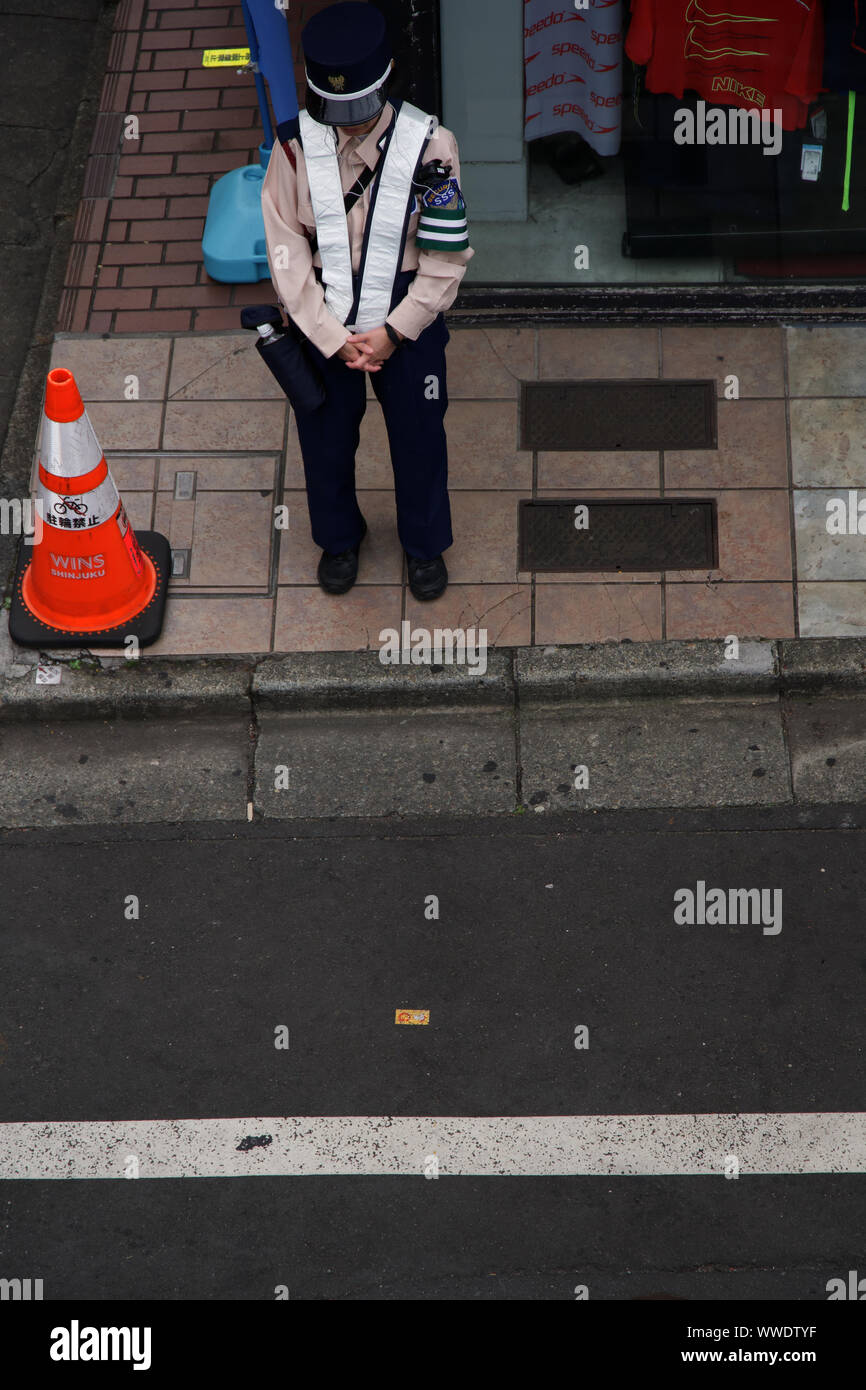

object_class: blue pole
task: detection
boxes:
[242,0,299,143]
[241,0,274,150]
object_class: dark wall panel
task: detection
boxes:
[369,0,441,116]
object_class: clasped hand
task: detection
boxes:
[337,326,398,372]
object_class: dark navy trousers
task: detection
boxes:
[294,282,453,562]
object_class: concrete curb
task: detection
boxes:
[516,639,780,702]
[253,650,514,711]
[3,636,866,723]
[0,652,253,722]
[778,638,866,693]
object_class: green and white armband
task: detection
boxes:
[415,177,470,252]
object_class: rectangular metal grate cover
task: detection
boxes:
[519,498,718,572]
[520,379,717,451]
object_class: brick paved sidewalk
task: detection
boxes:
[45,0,866,657]
[61,0,333,335]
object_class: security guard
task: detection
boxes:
[261,0,473,600]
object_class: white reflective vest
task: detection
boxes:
[299,101,432,332]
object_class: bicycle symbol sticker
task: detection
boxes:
[52,496,88,517]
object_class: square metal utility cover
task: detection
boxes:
[519,498,718,572]
[520,379,717,451]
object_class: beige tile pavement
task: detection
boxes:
[110,457,158,491]
[153,494,192,585]
[793,490,866,581]
[121,490,154,534]
[144,596,274,656]
[162,400,287,452]
[188,492,274,588]
[155,456,277,491]
[790,399,866,487]
[50,336,171,400]
[354,409,398,489]
[661,325,785,398]
[446,401,532,489]
[273,585,403,652]
[87,402,163,451]
[278,489,403,585]
[666,582,795,638]
[404,584,531,647]
[446,491,530,584]
[674,489,793,583]
[152,497,274,593]
[352,399,533,491]
[444,327,536,398]
[798,583,866,636]
[283,414,307,490]
[786,325,866,397]
[40,323,864,651]
[168,335,285,401]
[538,327,659,379]
[538,448,659,490]
[665,399,789,489]
[535,582,662,643]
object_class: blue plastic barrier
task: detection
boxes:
[201,0,298,283]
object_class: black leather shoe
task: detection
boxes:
[407,552,448,601]
[317,520,367,595]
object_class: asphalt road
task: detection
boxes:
[1,808,864,1300]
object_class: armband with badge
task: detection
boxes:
[412,157,470,252]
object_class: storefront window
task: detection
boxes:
[440,0,866,288]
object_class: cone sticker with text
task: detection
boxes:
[9,368,170,647]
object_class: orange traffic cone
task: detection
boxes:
[9,368,170,648]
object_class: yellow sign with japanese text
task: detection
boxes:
[202,49,251,68]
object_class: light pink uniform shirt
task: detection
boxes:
[261,101,474,359]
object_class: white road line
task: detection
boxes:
[0,1114,863,1179]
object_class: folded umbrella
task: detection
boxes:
[240,304,326,415]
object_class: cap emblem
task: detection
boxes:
[327,73,346,91]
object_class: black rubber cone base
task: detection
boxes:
[8,531,171,649]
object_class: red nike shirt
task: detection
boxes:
[626,0,824,130]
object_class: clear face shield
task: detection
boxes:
[304,61,393,128]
